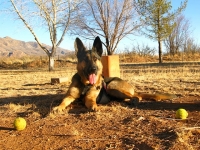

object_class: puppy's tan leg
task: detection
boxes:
[53,86,80,113]
[106,78,135,99]
[84,88,100,111]
[106,78,175,103]
[53,96,75,113]
[106,78,141,106]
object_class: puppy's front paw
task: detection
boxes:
[52,105,66,114]
[90,104,98,112]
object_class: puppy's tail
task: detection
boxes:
[133,92,177,101]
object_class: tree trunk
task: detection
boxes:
[49,55,55,71]
[107,49,112,55]
[158,40,162,63]
[106,37,112,55]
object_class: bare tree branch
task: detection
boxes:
[73,0,141,55]
[164,15,192,55]
[10,0,50,55]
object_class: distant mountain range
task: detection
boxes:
[0,36,72,57]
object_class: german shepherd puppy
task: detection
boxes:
[53,37,176,113]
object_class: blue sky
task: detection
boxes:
[0,0,199,53]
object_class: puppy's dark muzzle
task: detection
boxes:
[89,65,97,74]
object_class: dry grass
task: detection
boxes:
[119,52,200,63]
[0,56,76,70]
[1,52,200,70]
[0,64,200,98]
[120,63,200,97]
[1,64,200,110]
[1,64,200,149]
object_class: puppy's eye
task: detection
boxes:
[93,57,97,61]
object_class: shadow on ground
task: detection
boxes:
[1,94,200,118]
[0,94,65,118]
[137,98,200,111]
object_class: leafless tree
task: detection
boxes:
[164,15,191,55]
[73,0,141,55]
[132,43,156,56]
[8,0,79,71]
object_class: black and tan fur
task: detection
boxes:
[53,37,176,113]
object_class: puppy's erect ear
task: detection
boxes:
[74,37,86,58]
[92,36,103,57]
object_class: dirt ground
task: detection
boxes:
[1,66,200,150]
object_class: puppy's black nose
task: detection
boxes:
[90,66,97,72]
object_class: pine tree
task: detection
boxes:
[137,0,187,63]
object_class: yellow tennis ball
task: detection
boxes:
[14,117,27,131]
[176,108,188,119]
